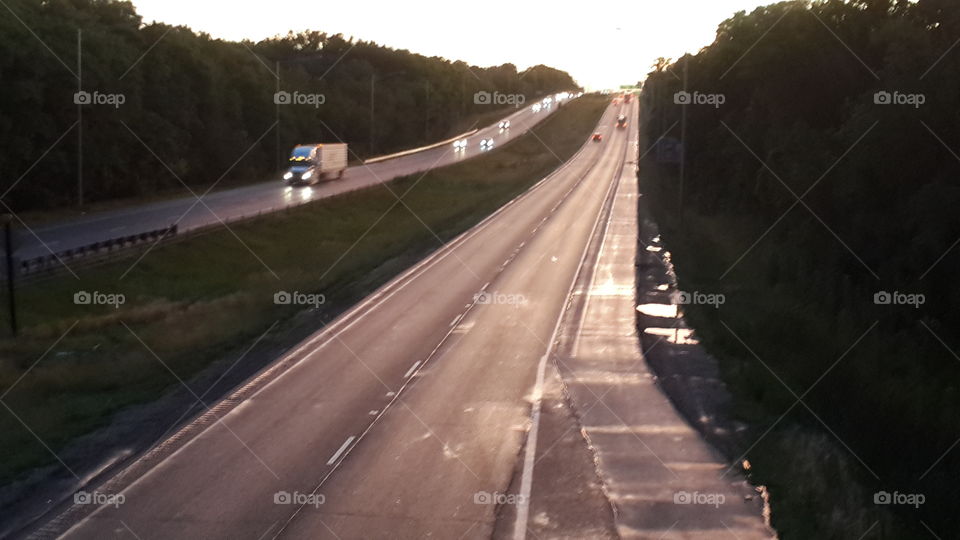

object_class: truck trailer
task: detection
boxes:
[283,143,348,185]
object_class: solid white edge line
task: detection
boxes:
[512,105,626,540]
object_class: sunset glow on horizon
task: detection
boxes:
[129,0,776,89]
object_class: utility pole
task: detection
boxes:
[424,81,430,142]
[369,71,406,156]
[369,73,375,155]
[276,61,281,171]
[678,57,688,228]
[3,215,16,337]
[77,29,83,208]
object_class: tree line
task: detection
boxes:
[0,0,578,211]
[642,0,960,536]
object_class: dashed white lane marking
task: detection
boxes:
[268,114,609,540]
[327,436,355,466]
[403,361,421,379]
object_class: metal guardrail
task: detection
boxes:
[14,224,177,278]
[363,128,480,165]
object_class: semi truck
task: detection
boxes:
[282,143,348,185]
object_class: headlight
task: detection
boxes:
[283,172,293,180]
[302,171,313,180]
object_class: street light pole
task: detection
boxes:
[678,57,688,228]
[3,215,17,336]
[77,29,84,208]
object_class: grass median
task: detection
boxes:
[0,94,608,487]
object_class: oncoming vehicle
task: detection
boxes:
[283,143,348,185]
[453,139,468,151]
[498,120,510,130]
[480,138,495,150]
[592,132,603,142]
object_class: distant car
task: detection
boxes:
[480,138,495,150]
[498,120,510,130]
[616,115,627,128]
[592,132,603,142]
[453,139,467,151]
[532,103,542,113]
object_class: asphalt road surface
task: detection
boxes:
[34,99,708,540]
[15,99,565,260]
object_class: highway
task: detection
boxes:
[15,99,564,261]
[33,98,767,539]
[33,98,624,539]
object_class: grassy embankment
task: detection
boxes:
[0,94,608,485]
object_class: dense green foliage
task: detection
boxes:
[642,0,960,537]
[0,0,577,210]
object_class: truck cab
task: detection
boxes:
[283,143,348,185]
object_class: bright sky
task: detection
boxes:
[131,0,774,90]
